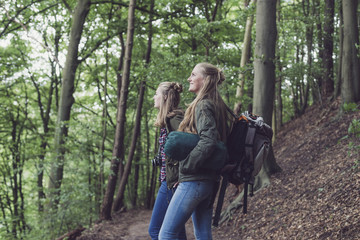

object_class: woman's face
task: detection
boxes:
[188,65,204,95]
[153,87,163,109]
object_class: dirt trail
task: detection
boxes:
[78,209,196,240]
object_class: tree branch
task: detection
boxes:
[1,3,62,67]
[78,32,118,63]
[61,0,73,14]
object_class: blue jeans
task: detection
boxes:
[159,181,215,240]
[149,181,187,240]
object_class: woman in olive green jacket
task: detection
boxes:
[148,82,186,240]
[159,63,230,240]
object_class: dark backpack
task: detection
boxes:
[213,109,273,226]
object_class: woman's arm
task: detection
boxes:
[180,100,218,173]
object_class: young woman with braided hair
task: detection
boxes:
[159,63,230,240]
[148,82,187,240]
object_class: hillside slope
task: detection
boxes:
[212,99,360,239]
[73,100,359,240]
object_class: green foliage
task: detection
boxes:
[352,160,359,171]
[342,102,359,113]
[338,117,360,173]
[347,141,360,172]
[348,119,360,138]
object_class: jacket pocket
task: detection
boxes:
[165,157,179,189]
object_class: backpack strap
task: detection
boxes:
[245,125,256,166]
[213,175,228,227]
[225,104,239,119]
[165,117,173,133]
[243,123,256,214]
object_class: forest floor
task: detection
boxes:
[68,98,360,240]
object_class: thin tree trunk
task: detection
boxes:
[0,194,9,234]
[132,138,142,207]
[10,120,20,238]
[101,0,137,219]
[335,1,343,99]
[48,0,91,209]
[9,102,27,237]
[149,131,159,209]
[34,24,60,212]
[203,0,222,59]
[144,112,151,209]
[322,0,335,98]
[98,4,114,213]
[116,33,125,178]
[301,0,313,113]
[235,0,256,113]
[275,0,283,134]
[113,81,145,212]
[29,70,55,212]
[292,44,301,117]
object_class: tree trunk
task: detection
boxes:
[29,62,55,212]
[341,0,360,103]
[147,127,159,209]
[116,33,125,178]
[235,0,256,113]
[101,0,136,219]
[322,0,335,98]
[252,0,281,189]
[98,4,114,213]
[275,0,283,134]
[32,23,60,212]
[314,0,324,102]
[335,1,343,99]
[253,0,277,125]
[116,33,125,104]
[132,137,142,207]
[9,112,26,238]
[113,81,145,212]
[47,0,91,209]
[301,0,313,113]
[221,3,280,222]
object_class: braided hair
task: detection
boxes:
[155,82,184,128]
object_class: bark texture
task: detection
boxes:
[341,0,360,103]
[48,0,91,209]
[101,0,137,220]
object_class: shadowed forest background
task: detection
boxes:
[0,0,359,239]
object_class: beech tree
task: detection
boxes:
[48,0,91,209]
[253,0,277,124]
[235,0,256,113]
[322,0,335,98]
[274,0,283,134]
[101,0,137,220]
[220,0,281,225]
[341,0,360,103]
[252,0,281,192]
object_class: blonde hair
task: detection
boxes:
[154,82,183,128]
[178,62,229,142]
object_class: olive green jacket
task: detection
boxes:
[178,99,221,183]
[165,112,184,189]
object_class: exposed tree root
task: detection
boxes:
[219,167,271,225]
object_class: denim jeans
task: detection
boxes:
[149,181,187,240]
[159,181,215,240]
